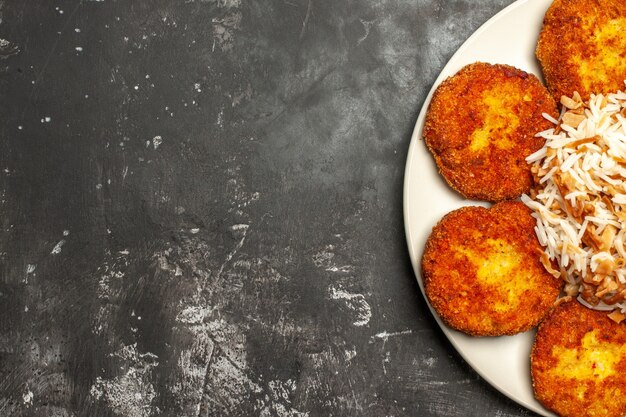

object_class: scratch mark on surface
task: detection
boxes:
[329,286,371,327]
[372,330,413,375]
[346,377,363,412]
[371,329,413,342]
[382,351,390,375]
[50,240,65,255]
[0,38,20,59]
[325,265,353,273]
[23,263,36,284]
[357,19,375,45]
[421,378,474,387]
[299,0,312,40]
[213,225,248,284]
[218,0,241,7]
[422,356,437,368]
[212,10,242,52]
[344,349,357,362]
[312,245,354,273]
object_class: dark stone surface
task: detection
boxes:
[0,0,538,416]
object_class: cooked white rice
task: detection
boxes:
[523,84,626,318]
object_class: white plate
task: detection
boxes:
[403,0,557,416]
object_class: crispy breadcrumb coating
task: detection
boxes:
[532,299,626,417]
[424,62,557,202]
[422,201,562,336]
[537,0,626,100]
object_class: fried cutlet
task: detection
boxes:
[421,201,562,336]
[537,0,626,100]
[532,299,626,417]
[423,62,557,203]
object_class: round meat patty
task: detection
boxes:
[537,0,626,100]
[424,62,557,202]
[532,299,626,417]
[422,201,562,336]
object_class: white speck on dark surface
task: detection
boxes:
[50,240,65,255]
[22,389,33,405]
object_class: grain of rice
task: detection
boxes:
[578,295,615,311]
[614,194,626,205]
[527,147,547,163]
[539,167,558,184]
[561,152,582,171]
[542,112,559,125]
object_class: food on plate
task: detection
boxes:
[523,88,626,321]
[412,0,626,412]
[531,298,626,417]
[423,62,558,202]
[536,0,626,101]
[421,201,562,336]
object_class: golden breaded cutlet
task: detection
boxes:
[421,201,562,336]
[424,63,557,203]
[537,0,626,100]
[532,299,626,417]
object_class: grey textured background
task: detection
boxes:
[0,0,540,416]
